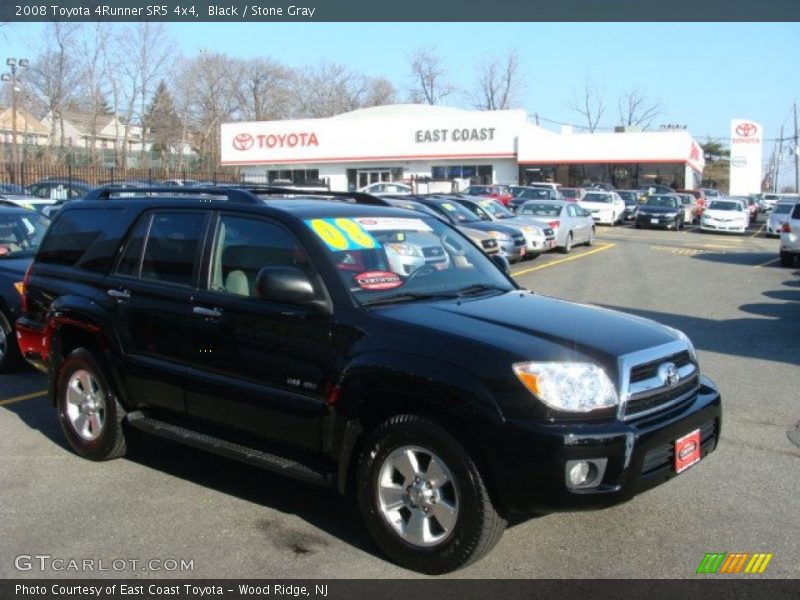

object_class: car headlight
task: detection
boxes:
[385,243,422,257]
[512,362,618,412]
[670,328,698,364]
[522,226,542,235]
[487,230,511,241]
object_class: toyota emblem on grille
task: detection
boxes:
[658,362,680,388]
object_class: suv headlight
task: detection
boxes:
[522,226,542,236]
[512,362,618,412]
[487,230,511,241]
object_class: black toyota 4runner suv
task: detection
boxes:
[16,187,721,574]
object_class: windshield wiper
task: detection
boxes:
[453,283,511,297]
[362,291,459,307]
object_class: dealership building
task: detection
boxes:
[221,104,705,191]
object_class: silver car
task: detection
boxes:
[516,199,595,253]
[451,196,557,256]
[767,198,800,237]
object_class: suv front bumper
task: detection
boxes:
[484,375,722,514]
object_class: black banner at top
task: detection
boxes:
[3,0,800,22]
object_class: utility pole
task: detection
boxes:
[1,57,29,171]
[794,102,799,193]
[775,125,784,193]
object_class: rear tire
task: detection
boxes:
[56,348,128,461]
[561,233,573,254]
[586,227,595,247]
[780,252,794,267]
[356,414,506,574]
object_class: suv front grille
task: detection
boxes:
[630,350,692,383]
[621,345,699,420]
[512,234,525,245]
[481,239,498,250]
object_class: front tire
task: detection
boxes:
[586,227,595,247]
[0,311,22,373]
[780,252,794,267]
[56,349,128,461]
[356,414,506,574]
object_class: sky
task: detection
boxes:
[4,21,800,188]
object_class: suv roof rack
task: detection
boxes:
[84,185,392,207]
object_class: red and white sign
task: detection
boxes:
[354,271,404,291]
[729,119,763,196]
[221,108,527,165]
[674,429,701,474]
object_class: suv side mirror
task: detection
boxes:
[491,254,510,274]
[256,266,328,312]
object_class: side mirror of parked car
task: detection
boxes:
[256,266,329,313]
[491,254,510,274]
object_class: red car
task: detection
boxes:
[464,184,513,206]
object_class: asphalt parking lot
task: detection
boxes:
[1,219,798,579]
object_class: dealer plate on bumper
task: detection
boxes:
[674,429,701,473]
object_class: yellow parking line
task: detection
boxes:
[751,224,765,238]
[512,243,616,276]
[754,257,780,268]
[0,390,47,406]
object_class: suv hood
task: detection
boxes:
[638,205,679,215]
[464,221,524,237]
[374,291,679,376]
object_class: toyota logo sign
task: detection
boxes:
[232,133,254,151]
[735,122,758,137]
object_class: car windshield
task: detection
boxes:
[708,201,741,211]
[474,198,514,219]
[644,196,678,208]
[618,192,638,204]
[583,193,613,204]
[561,189,578,198]
[466,186,490,195]
[773,203,794,215]
[0,211,50,258]
[305,215,515,305]
[428,200,481,223]
[679,196,693,205]
[519,188,557,200]
[518,202,562,217]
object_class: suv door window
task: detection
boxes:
[137,212,208,286]
[209,214,312,298]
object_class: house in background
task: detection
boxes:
[0,105,49,147]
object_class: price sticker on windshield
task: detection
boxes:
[305,218,377,251]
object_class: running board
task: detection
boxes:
[126,411,334,487]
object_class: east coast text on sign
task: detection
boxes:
[415,128,497,143]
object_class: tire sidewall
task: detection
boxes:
[0,311,21,373]
[56,349,121,461]
[357,417,490,574]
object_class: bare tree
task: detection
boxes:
[471,50,522,110]
[235,57,293,121]
[27,23,82,161]
[408,46,455,105]
[568,78,606,133]
[617,88,661,130]
[362,77,397,108]
[75,23,112,165]
[174,51,241,168]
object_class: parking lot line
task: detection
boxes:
[754,257,780,268]
[0,390,47,407]
[751,224,766,238]
[512,242,616,276]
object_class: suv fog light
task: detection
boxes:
[565,458,608,490]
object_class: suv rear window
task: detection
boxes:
[37,208,120,267]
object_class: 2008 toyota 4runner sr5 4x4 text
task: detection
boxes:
[16,187,721,574]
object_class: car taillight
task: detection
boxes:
[782,223,791,233]
[549,220,560,229]
[19,263,33,313]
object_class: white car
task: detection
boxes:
[761,193,788,212]
[766,198,800,237]
[578,191,625,225]
[358,182,413,195]
[700,199,749,234]
[779,201,800,266]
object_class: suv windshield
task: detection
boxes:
[305,215,515,305]
[645,195,679,208]
[0,211,50,258]
[473,198,514,219]
[518,188,557,200]
[426,200,482,224]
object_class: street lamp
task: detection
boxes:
[2,57,28,167]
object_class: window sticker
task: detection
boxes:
[354,217,432,233]
[305,218,377,251]
[354,270,404,291]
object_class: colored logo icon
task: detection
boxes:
[696,552,773,574]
